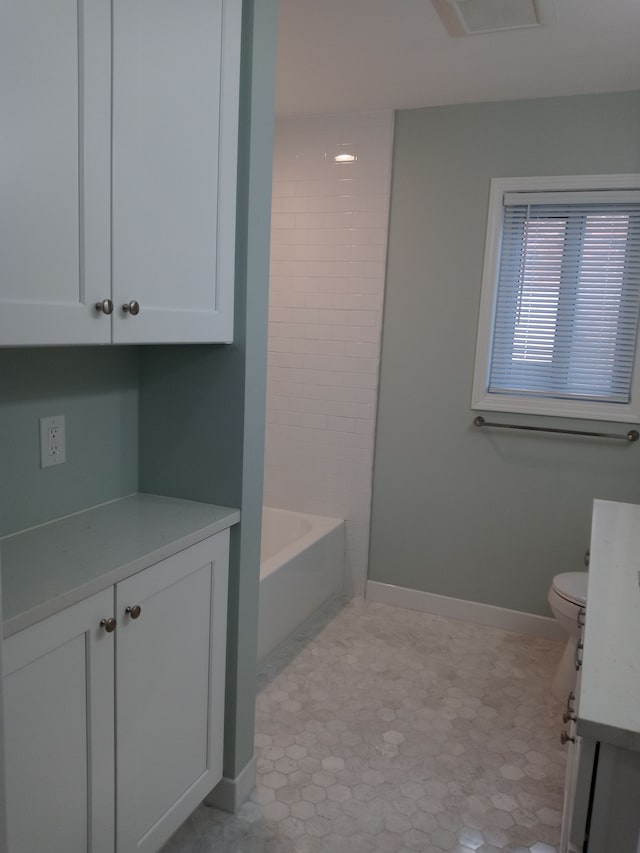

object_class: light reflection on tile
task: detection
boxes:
[162,598,565,853]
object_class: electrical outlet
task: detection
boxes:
[40,415,66,468]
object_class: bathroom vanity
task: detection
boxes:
[560,499,640,852]
[0,494,240,853]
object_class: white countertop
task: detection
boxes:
[0,493,240,637]
[578,499,640,752]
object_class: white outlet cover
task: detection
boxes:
[40,414,66,468]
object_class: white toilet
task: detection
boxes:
[548,572,589,702]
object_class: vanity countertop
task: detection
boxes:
[578,499,640,751]
[0,493,240,638]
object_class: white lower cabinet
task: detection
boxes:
[566,737,640,853]
[586,741,640,850]
[562,733,596,853]
[3,588,115,853]
[2,530,229,853]
[115,534,229,852]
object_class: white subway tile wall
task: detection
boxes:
[264,110,394,595]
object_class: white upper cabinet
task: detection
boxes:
[0,0,111,346]
[111,0,240,344]
[0,0,240,347]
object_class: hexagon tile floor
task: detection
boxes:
[161,597,566,853]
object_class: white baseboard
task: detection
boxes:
[366,580,564,642]
[205,756,256,813]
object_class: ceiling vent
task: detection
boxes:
[432,0,555,36]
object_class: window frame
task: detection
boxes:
[471,174,640,423]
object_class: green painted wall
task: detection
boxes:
[139,0,277,780]
[0,347,139,537]
[370,91,640,616]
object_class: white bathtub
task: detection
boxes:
[257,507,345,661]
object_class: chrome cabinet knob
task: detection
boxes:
[575,641,584,671]
[125,604,142,619]
[95,299,114,315]
[100,617,117,633]
[560,730,576,745]
[122,300,140,315]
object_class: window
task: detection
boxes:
[472,176,640,422]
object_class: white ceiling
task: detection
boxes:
[275,0,640,116]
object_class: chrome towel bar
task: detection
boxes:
[472,416,639,443]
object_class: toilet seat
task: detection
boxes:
[552,571,588,606]
[548,571,589,701]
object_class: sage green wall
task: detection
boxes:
[0,347,139,537]
[139,0,277,780]
[370,92,640,616]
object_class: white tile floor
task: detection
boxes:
[162,597,566,853]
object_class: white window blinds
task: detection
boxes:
[488,193,640,404]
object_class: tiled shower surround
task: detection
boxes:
[161,598,565,853]
[263,111,394,595]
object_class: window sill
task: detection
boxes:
[471,390,640,424]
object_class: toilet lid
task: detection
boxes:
[552,571,588,605]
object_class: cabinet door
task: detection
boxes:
[115,531,229,853]
[587,742,640,852]
[2,589,115,853]
[563,735,591,853]
[0,567,8,853]
[111,0,241,344]
[0,0,111,346]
